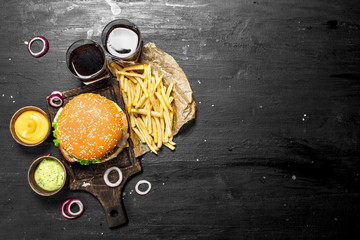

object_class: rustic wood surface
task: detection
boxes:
[1,0,360,239]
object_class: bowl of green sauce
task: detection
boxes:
[28,156,67,196]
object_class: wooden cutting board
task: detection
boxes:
[46,78,142,228]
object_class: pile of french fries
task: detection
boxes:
[111,62,176,154]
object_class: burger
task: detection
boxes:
[52,93,129,165]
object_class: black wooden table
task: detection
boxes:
[1,0,360,239]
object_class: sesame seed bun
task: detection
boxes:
[56,93,128,163]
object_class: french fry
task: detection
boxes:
[124,77,128,93]
[116,71,144,79]
[149,92,160,113]
[164,142,175,150]
[160,118,166,142]
[166,82,174,98]
[135,77,149,98]
[135,117,158,154]
[130,113,136,128]
[161,89,173,112]
[152,117,158,144]
[135,118,152,144]
[111,62,123,71]
[132,127,145,143]
[131,109,162,118]
[155,117,162,149]
[146,104,151,133]
[123,64,145,71]
[134,84,141,105]
[135,95,146,109]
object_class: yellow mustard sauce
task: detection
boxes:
[34,159,65,191]
[14,110,49,144]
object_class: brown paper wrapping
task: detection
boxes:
[110,42,197,157]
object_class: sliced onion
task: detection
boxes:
[61,198,84,220]
[135,180,151,195]
[103,166,123,188]
[65,198,84,217]
[27,36,49,58]
[48,91,64,108]
[61,200,76,220]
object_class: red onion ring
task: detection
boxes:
[61,200,76,219]
[27,36,49,58]
[135,180,151,195]
[65,198,84,217]
[61,198,84,220]
[48,91,64,108]
[103,166,123,188]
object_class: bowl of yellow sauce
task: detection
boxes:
[10,106,51,146]
[28,156,67,196]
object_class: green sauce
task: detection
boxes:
[34,159,65,191]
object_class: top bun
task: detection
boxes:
[57,93,124,161]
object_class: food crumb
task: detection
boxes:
[196,158,199,162]
[24,41,29,45]
[199,101,201,104]
[292,175,296,180]
[9,58,11,61]
[162,182,165,185]
[12,100,15,103]
[10,95,13,98]
[211,104,214,107]
[101,232,104,235]
[197,80,201,84]
[1,94,4,97]
[204,139,207,142]
[263,176,266,179]
[82,182,91,187]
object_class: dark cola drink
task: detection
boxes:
[70,44,104,77]
[66,39,109,84]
